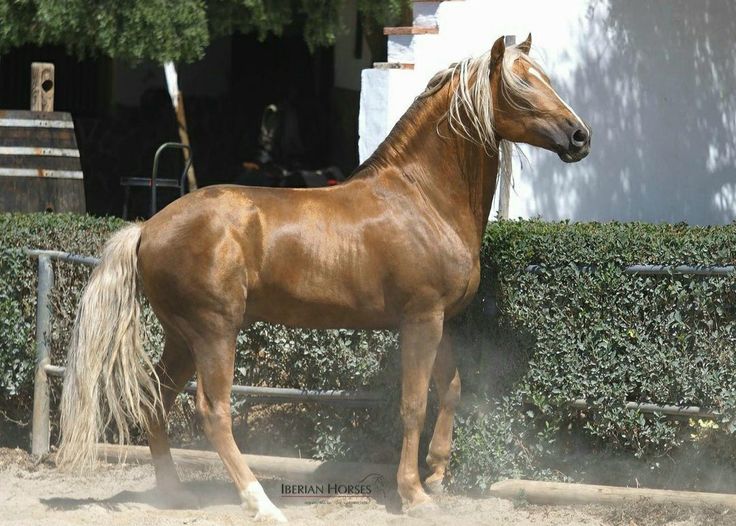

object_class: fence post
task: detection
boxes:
[32,255,54,456]
[30,62,55,112]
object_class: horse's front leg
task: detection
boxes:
[424,329,461,494]
[397,313,444,512]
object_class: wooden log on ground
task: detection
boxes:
[96,443,397,485]
[490,479,736,510]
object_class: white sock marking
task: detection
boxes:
[241,482,287,523]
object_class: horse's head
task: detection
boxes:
[490,34,591,163]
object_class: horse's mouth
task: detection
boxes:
[559,147,590,163]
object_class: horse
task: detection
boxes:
[57,34,590,522]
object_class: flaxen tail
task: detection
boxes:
[57,223,162,472]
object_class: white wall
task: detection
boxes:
[359,0,736,224]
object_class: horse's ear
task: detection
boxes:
[518,33,532,55]
[491,36,506,65]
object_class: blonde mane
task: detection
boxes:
[420,46,543,202]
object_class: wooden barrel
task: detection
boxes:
[0,109,86,213]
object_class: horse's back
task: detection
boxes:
[137,182,477,330]
[136,184,388,327]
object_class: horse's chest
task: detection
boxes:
[394,242,479,307]
[446,258,481,316]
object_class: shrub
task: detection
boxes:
[0,213,127,444]
[449,220,736,491]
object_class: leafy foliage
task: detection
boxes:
[356,0,408,28]
[0,250,35,398]
[0,0,209,64]
[450,220,736,490]
[0,213,127,443]
[0,0,411,63]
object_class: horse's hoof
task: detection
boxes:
[406,498,440,518]
[253,506,288,523]
[424,477,445,495]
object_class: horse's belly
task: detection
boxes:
[245,285,396,330]
[244,253,395,328]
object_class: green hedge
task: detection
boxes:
[2,214,736,492]
[0,213,128,444]
[450,221,736,491]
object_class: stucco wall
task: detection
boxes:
[359,0,736,224]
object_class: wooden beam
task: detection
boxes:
[95,444,397,485]
[31,256,53,456]
[30,63,55,112]
[490,479,736,510]
[163,62,198,191]
[173,92,197,191]
[372,62,415,70]
[383,26,439,35]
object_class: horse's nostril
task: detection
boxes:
[572,129,588,147]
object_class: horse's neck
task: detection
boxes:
[459,140,499,249]
[359,94,498,253]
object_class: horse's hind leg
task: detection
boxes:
[147,330,195,493]
[424,329,461,494]
[190,330,287,523]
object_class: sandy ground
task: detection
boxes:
[1,448,734,526]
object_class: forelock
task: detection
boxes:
[499,48,546,108]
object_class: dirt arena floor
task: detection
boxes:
[1,448,734,525]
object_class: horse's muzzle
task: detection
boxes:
[559,123,591,163]
[559,144,590,163]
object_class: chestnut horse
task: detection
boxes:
[58,35,590,521]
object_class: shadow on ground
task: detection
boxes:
[39,477,403,514]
